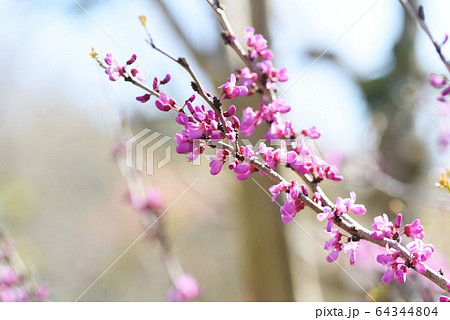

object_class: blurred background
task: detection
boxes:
[0,0,449,301]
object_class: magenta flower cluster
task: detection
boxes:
[315,193,367,264]
[98,19,450,301]
[371,214,436,285]
[129,188,165,213]
[104,53,145,82]
[0,244,49,302]
[429,72,450,148]
[173,99,239,163]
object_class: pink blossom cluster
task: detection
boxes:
[98,23,450,301]
[129,188,165,213]
[167,274,200,302]
[370,214,436,285]
[173,98,239,162]
[322,229,360,265]
[318,192,366,232]
[314,193,366,264]
[103,53,174,104]
[429,74,449,102]
[220,27,288,99]
[241,27,288,91]
[269,179,307,223]
[0,244,49,302]
[429,73,450,148]
[104,53,145,82]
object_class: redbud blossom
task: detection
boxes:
[371,213,394,240]
[404,219,425,240]
[301,126,321,139]
[429,74,447,88]
[136,94,151,103]
[218,74,248,99]
[167,275,200,302]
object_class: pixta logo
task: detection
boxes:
[126,129,172,175]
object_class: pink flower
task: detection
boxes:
[233,162,255,180]
[324,165,344,181]
[34,285,50,302]
[240,145,255,159]
[240,107,261,136]
[440,296,450,302]
[269,180,305,223]
[404,219,424,240]
[333,192,366,216]
[260,99,291,122]
[223,105,236,117]
[342,241,359,265]
[258,142,279,169]
[174,132,193,154]
[395,213,402,229]
[243,27,272,60]
[346,192,366,215]
[280,198,297,223]
[131,67,145,82]
[155,93,175,112]
[219,74,248,99]
[317,206,334,232]
[324,229,342,262]
[104,53,124,81]
[269,181,290,201]
[301,126,321,139]
[376,248,408,283]
[136,94,151,103]
[147,189,164,212]
[0,287,29,302]
[326,249,340,263]
[236,67,258,88]
[429,74,447,88]
[406,239,434,273]
[371,213,394,239]
[126,54,137,65]
[168,275,200,302]
[0,266,20,286]
[160,73,171,85]
[209,149,229,175]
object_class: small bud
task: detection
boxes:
[89,47,98,59]
[418,5,425,21]
[153,77,159,91]
[136,94,151,103]
[160,74,171,85]
[139,15,147,26]
[126,54,137,65]
[395,213,402,229]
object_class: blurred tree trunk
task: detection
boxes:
[233,0,294,301]
[360,10,425,184]
[359,9,426,300]
[151,0,294,301]
[153,0,294,301]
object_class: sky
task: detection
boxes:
[1,0,449,158]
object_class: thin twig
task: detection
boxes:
[205,0,450,293]
[399,0,450,74]
[206,0,276,100]
[142,23,237,152]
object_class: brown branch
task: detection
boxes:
[206,0,276,101]
[94,3,450,294]
[141,26,237,151]
[205,0,450,294]
[399,0,450,74]
[95,101,184,286]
